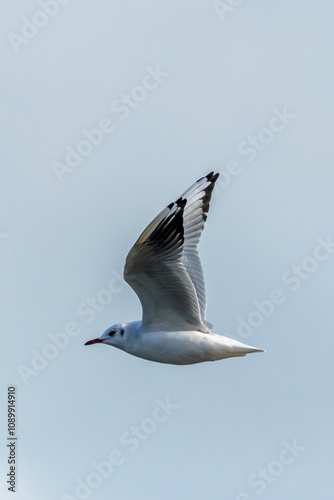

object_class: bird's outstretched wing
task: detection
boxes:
[124,172,219,332]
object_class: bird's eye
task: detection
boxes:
[108,330,116,337]
[120,329,124,336]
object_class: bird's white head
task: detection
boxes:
[84,323,127,349]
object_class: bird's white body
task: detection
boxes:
[96,321,263,365]
[85,172,264,364]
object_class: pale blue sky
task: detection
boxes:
[1,2,334,499]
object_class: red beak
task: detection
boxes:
[84,338,104,346]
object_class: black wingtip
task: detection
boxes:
[201,172,220,221]
[206,171,219,183]
[196,171,219,184]
[175,197,187,208]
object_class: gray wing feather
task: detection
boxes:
[180,172,219,328]
[124,172,219,332]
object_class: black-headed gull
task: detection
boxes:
[85,172,264,364]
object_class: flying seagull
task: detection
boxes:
[85,172,264,364]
